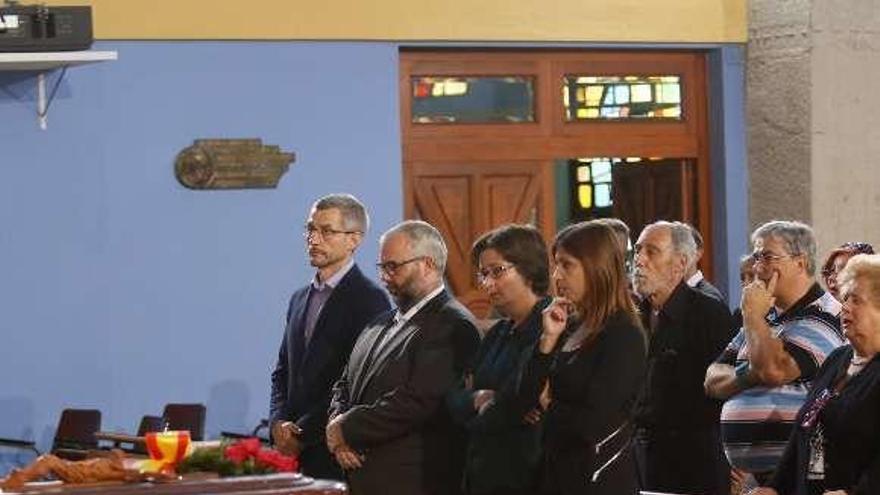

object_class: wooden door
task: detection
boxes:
[612,159,698,241]
[406,161,554,318]
[400,50,715,314]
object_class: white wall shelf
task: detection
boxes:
[0,50,117,129]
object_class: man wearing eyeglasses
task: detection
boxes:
[327,220,479,495]
[270,194,391,481]
[705,220,844,489]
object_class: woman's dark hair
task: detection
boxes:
[471,224,550,296]
[821,242,876,278]
[553,221,640,332]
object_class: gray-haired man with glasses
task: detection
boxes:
[270,193,391,480]
[705,220,844,488]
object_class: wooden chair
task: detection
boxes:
[50,408,102,460]
[127,414,165,454]
[161,403,206,441]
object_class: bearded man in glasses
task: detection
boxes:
[705,220,844,489]
[327,220,479,495]
[270,193,391,480]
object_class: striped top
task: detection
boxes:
[718,284,843,474]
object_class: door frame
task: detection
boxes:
[400,48,714,279]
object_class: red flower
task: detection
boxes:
[224,438,263,464]
[255,449,298,472]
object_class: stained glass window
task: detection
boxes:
[562,75,682,121]
[412,76,535,124]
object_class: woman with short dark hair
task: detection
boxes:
[821,242,874,300]
[448,224,551,495]
[518,220,647,495]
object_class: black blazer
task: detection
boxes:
[694,278,726,304]
[634,282,734,431]
[329,289,480,495]
[447,297,550,494]
[270,263,390,479]
[519,310,647,495]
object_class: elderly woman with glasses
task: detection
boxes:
[517,221,647,495]
[752,254,880,495]
[821,242,875,300]
[447,224,552,495]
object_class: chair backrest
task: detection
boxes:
[161,403,206,441]
[127,414,166,455]
[136,415,166,436]
[51,408,101,459]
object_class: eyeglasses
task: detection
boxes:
[476,264,515,285]
[750,250,795,264]
[303,224,361,240]
[376,257,425,276]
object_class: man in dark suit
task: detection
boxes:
[270,194,391,480]
[631,221,734,495]
[326,220,479,495]
[685,224,726,303]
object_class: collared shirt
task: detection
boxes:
[717,283,843,474]
[376,283,445,352]
[686,270,705,288]
[303,259,355,346]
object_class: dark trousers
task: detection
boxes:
[633,427,730,495]
[300,443,343,481]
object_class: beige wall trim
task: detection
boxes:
[47,0,747,43]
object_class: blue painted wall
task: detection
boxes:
[0,41,748,474]
[0,41,402,470]
[709,45,750,308]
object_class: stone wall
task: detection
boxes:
[748,0,880,256]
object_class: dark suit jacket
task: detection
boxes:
[694,278,726,304]
[633,282,734,495]
[329,289,480,495]
[270,263,390,479]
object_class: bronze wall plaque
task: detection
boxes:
[174,139,294,190]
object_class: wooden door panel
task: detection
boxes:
[484,173,540,227]
[409,161,551,318]
[612,159,696,242]
[412,174,475,297]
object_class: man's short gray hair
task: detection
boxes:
[646,220,697,263]
[313,193,369,233]
[382,220,448,273]
[751,220,817,276]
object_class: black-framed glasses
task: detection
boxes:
[476,264,515,285]
[303,224,361,240]
[376,257,425,276]
[751,250,795,264]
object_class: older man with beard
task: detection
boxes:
[327,220,479,495]
[631,221,734,495]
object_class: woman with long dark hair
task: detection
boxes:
[519,220,647,495]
